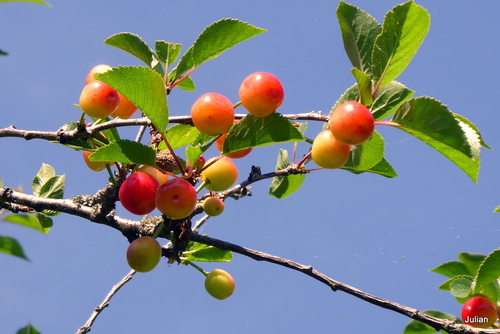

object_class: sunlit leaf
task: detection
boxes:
[96,66,168,133]
[104,33,156,68]
[269,149,306,199]
[175,19,266,77]
[89,140,156,166]
[223,114,304,153]
[336,1,381,75]
[392,97,482,182]
[372,1,430,88]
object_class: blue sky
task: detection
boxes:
[1,1,500,333]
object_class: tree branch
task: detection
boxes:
[0,111,328,144]
[4,161,493,334]
[190,234,500,334]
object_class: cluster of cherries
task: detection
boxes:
[78,68,500,312]
[78,66,286,300]
[311,101,375,169]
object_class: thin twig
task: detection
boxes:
[76,270,136,334]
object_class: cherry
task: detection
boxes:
[126,236,162,273]
[239,72,284,118]
[203,197,225,216]
[155,178,197,220]
[311,130,352,169]
[461,296,498,328]
[111,92,138,119]
[187,155,206,171]
[79,80,120,119]
[137,165,169,185]
[119,172,159,215]
[85,64,112,84]
[328,101,375,145]
[85,64,138,119]
[215,132,252,159]
[204,269,235,300]
[201,156,238,192]
[191,92,234,136]
[82,150,110,172]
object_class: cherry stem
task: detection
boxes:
[198,155,222,173]
[186,260,209,277]
[160,133,186,176]
[151,222,164,239]
[374,120,401,127]
[233,101,242,109]
[167,67,196,91]
[195,180,209,193]
[295,151,312,168]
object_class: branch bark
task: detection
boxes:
[0,112,327,143]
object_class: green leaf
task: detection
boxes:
[38,175,65,199]
[269,149,306,199]
[453,113,491,150]
[0,235,29,260]
[350,68,372,105]
[185,145,206,166]
[155,41,182,68]
[430,261,473,278]
[89,140,157,166]
[336,1,381,75]
[458,252,486,276]
[0,0,50,6]
[183,242,232,262]
[165,124,200,150]
[175,19,266,77]
[494,206,500,213]
[32,163,65,201]
[2,213,52,233]
[96,66,169,133]
[16,324,41,334]
[342,157,398,178]
[372,1,430,88]
[34,213,53,233]
[450,276,473,298]
[437,275,474,291]
[0,48,8,56]
[371,81,414,120]
[175,76,196,91]
[342,130,384,171]
[391,97,482,182]
[223,114,304,153]
[403,310,459,334]
[32,163,55,196]
[104,33,156,68]
[472,248,500,294]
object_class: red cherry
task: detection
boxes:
[461,296,498,328]
[119,172,159,215]
[329,101,375,145]
[239,72,284,118]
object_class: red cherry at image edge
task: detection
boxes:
[119,172,160,215]
[461,296,499,328]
